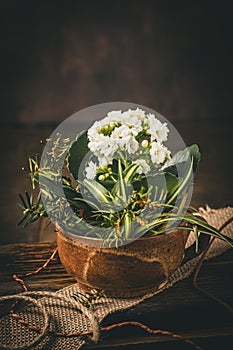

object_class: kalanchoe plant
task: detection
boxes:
[18,108,233,249]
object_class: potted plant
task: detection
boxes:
[18,107,233,298]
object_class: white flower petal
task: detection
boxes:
[147,113,169,142]
[132,159,150,174]
[125,135,139,154]
[85,161,97,180]
[150,141,171,165]
[106,110,123,123]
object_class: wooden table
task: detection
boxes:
[0,242,232,350]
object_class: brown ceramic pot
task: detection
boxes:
[57,228,191,298]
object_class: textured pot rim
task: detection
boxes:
[57,224,188,247]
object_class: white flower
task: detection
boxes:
[111,125,132,139]
[147,113,169,142]
[88,120,105,141]
[150,141,171,165]
[85,161,97,180]
[114,122,142,139]
[129,124,143,136]
[125,135,139,154]
[98,155,112,167]
[122,111,142,129]
[106,110,123,123]
[102,138,118,158]
[88,134,118,166]
[126,108,145,120]
[111,123,142,150]
[88,133,105,153]
[132,159,150,174]
[87,108,171,168]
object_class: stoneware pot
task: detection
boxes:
[57,226,208,298]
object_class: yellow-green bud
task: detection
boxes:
[98,174,105,181]
[141,139,149,148]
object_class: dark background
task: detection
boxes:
[1,0,233,123]
[0,0,232,244]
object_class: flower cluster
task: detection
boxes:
[86,108,171,179]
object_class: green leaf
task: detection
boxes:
[111,162,138,199]
[117,160,127,202]
[70,196,101,211]
[162,144,201,174]
[17,203,26,211]
[39,172,90,210]
[18,193,27,209]
[67,130,90,180]
[146,172,173,202]
[122,211,132,239]
[138,213,233,248]
[17,212,29,227]
[35,193,42,210]
[82,179,112,204]
[123,163,139,183]
[25,191,32,208]
[166,157,193,205]
[29,213,40,223]
[165,172,181,195]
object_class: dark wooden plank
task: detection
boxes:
[0,242,75,295]
[86,327,233,349]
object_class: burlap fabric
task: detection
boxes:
[0,206,232,350]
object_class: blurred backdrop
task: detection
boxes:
[0,0,232,244]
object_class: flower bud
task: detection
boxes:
[141,140,149,148]
[98,174,105,181]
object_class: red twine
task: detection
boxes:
[12,247,58,292]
